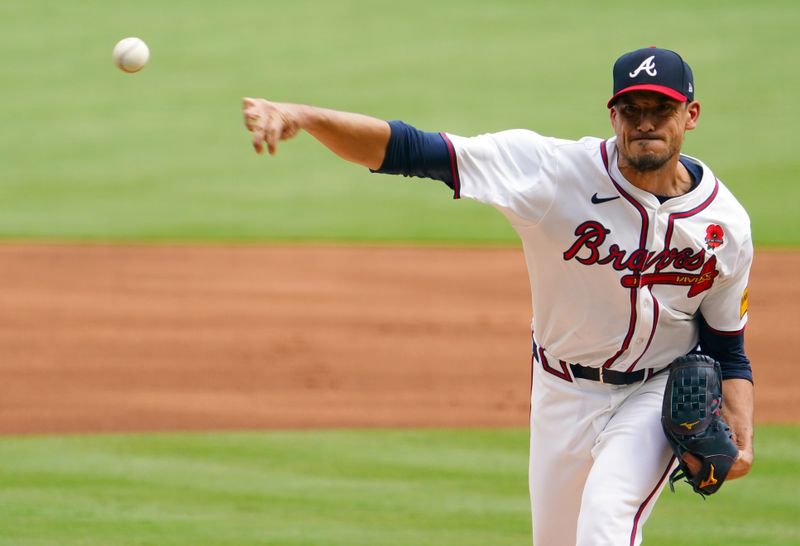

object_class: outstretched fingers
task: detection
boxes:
[242,97,268,154]
[251,126,266,154]
[264,113,284,155]
[242,97,290,155]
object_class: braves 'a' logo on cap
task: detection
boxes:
[629,55,657,78]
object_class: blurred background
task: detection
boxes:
[1,0,798,245]
[1,1,798,545]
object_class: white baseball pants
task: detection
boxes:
[529,357,676,546]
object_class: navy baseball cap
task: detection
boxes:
[607,47,694,108]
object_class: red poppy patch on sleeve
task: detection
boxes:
[705,224,724,249]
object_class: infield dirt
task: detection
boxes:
[0,245,796,435]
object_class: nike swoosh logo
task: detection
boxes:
[591,193,621,204]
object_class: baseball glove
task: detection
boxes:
[661,354,739,497]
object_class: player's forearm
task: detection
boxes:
[289,104,391,170]
[722,378,754,479]
[243,98,391,169]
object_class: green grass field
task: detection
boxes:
[1,0,798,245]
[0,426,798,546]
[1,2,798,545]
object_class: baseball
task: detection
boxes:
[112,37,150,73]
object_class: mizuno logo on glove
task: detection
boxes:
[699,464,718,489]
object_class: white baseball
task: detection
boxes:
[112,37,150,73]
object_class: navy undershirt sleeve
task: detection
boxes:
[371,120,455,189]
[697,315,753,383]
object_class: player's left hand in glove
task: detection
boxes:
[661,353,739,496]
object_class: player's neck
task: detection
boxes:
[618,156,692,198]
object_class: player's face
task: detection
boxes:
[610,91,700,173]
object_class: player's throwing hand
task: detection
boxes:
[242,98,301,155]
[241,98,391,169]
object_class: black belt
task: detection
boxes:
[569,363,668,385]
[531,339,668,385]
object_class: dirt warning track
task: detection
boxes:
[0,245,795,435]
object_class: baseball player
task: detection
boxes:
[242,47,754,545]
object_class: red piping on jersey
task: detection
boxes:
[703,323,746,336]
[440,132,461,199]
[605,288,640,368]
[600,142,722,371]
[599,142,649,248]
[627,288,660,372]
[638,175,721,364]
[528,353,535,420]
[529,333,536,420]
[600,140,649,368]
[662,178,720,253]
[629,456,676,546]
[539,347,573,382]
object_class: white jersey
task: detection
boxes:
[446,130,752,373]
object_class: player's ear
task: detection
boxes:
[685,101,701,131]
[609,104,618,128]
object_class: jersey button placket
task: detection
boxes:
[631,208,665,365]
